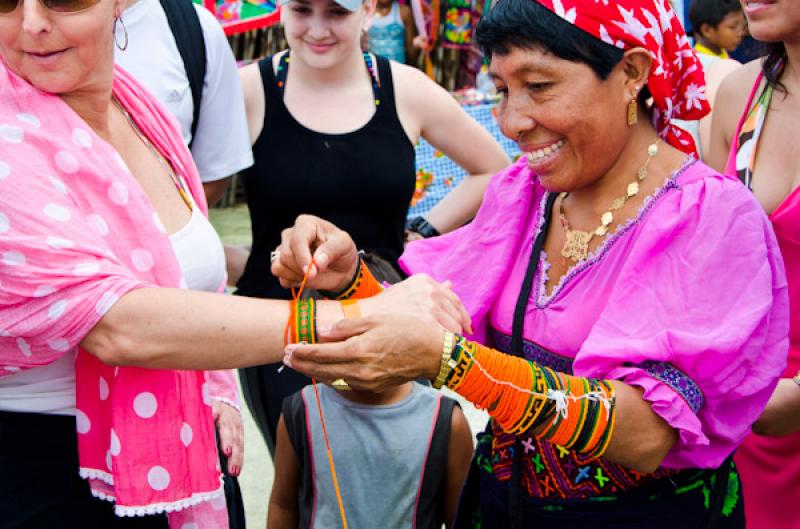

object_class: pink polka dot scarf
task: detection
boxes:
[536,0,710,154]
[0,60,227,528]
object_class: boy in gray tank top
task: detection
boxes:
[267,256,474,529]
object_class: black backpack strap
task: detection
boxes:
[160,0,207,149]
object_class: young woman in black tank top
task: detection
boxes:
[237,0,510,453]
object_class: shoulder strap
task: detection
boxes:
[160,0,207,149]
[415,393,456,529]
[282,388,315,529]
[511,192,557,356]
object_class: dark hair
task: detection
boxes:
[763,42,787,92]
[362,253,403,285]
[476,0,624,80]
[688,0,741,36]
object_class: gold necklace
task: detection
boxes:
[559,140,659,263]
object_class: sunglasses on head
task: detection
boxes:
[0,0,102,15]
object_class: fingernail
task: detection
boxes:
[302,265,308,274]
[318,325,331,335]
[283,352,293,368]
[225,446,232,456]
[231,466,239,476]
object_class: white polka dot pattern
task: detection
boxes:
[43,204,71,222]
[180,423,193,447]
[133,392,158,419]
[74,262,101,276]
[16,113,40,128]
[54,151,79,173]
[49,177,68,195]
[47,338,70,352]
[110,428,121,456]
[0,161,9,180]
[48,300,68,319]
[46,236,75,249]
[147,466,171,491]
[95,292,119,315]
[0,212,8,234]
[75,409,91,434]
[16,338,31,357]
[131,249,154,272]
[33,285,56,298]
[99,376,109,400]
[86,214,109,236]
[108,182,129,205]
[3,251,25,266]
[71,128,92,148]
[0,125,24,143]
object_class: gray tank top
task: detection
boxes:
[284,383,456,529]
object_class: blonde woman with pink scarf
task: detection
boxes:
[0,1,468,527]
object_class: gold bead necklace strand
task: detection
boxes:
[559,139,660,263]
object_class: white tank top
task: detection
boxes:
[0,207,226,415]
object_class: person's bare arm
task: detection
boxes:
[443,404,473,528]
[267,416,300,529]
[752,378,800,436]
[81,288,295,369]
[285,315,679,474]
[202,177,232,207]
[393,64,510,233]
[399,4,420,65]
[239,61,267,145]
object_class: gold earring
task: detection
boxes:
[627,97,638,126]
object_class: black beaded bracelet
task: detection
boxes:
[407,216,441,238]
[318,253,363,300]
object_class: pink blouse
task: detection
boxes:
[402,157,788,470]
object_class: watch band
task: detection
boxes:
[407,216,441,238]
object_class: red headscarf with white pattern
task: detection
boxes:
[536,0,709,154]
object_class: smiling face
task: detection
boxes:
[0,0,121,95]
[490,45,634,193]
[280,0,374,69]
[741,0,800,42]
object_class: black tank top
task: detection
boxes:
[237,53,416,298]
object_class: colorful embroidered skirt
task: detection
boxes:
[453,431,745,529]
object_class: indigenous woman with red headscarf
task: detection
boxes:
[271,0,790,526]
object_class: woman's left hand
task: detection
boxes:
[212,400,244,477]
[284,314,444,392]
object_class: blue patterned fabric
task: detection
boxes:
[408,102,520,219]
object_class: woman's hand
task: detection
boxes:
[212,400,244,477]
[284,314,444,392]
[271,215,359,291]
[752,378,800,437]
[412,35,430,50]
[359,274,473,334]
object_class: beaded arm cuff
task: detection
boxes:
[446,337,616,458]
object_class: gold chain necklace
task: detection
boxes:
[559,140,659,263]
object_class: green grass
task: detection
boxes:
[209,204,252,245]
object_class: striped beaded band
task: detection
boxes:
[294,298,316,344]
[445,337,616,457]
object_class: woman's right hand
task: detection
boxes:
[271,215,360,291]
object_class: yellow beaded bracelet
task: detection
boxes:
[432,331,457,390]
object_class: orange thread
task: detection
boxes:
[285,258,350,529]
